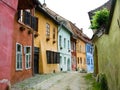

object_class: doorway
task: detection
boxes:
[34,47,39,74]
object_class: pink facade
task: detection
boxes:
[0,0,18,89]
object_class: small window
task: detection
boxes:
[24,46,31,69]
[60,56,62,65]
[64,57,66,65]
[87,58,90,65]
[64,38,66,48]
[53,28,55,39]
[46,23,50,36]
[68,40,69,49]
[59,35,62,47]
[78,57,79,64]
[80,58,82,64]
[16,43,23,70]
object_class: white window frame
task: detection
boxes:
[46,23,50,36]
[24,46,31,69]
[16,43,23,70]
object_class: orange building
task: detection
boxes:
[69,22,87,71]
[34,5,60,74]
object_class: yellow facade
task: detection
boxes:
[34,10,59,74]
[76,39,86,71]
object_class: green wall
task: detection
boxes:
[93,0,120,90]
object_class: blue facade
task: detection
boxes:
[58,24,72,71]
[86,43,94,73]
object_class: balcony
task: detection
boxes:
[18,10,38,32]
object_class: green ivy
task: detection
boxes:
[90,8,110,30]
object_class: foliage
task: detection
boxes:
[84,73,108,90]
[90,8,110,30]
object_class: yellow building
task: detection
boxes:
[76,39,86,71]
[34,5,60,74]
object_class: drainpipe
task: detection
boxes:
[32,8,35,76]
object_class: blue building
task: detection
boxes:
[86,43,94,73]
[58,21,72,71]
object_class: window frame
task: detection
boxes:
[24,46,31,69]
[64,38,66,48]
[16,43,23,71]
[53,28,55,40]
[46,23,50,36]
[59,35,62,47]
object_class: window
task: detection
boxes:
[87,58,90,65]
[18,10,38,31]
[46,23,50,36]
[91,59,93,65]
[80,58,82,64]
[59,35,62,47]
[46,50,60,64]
[16,43,22,70]
[78,57,79,64]
[53,28,55,39]
[68,40,69,49]
[60,56,62,65]
[24,46,31,69]
[64,57,66,65]
[64,38,66,48]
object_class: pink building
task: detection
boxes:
[0,0,38,89]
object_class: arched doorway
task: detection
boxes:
[94,45,99,76]
[67,58,71,71]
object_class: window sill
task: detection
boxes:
[16,69,23,71]
[25,67,31,70]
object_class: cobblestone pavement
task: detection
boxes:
[11,71,89,90]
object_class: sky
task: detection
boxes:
[39,0,108,38]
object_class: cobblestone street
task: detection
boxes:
[12,72,89,90]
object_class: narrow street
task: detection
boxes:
[12,72,89,90]
[47,72,88,90]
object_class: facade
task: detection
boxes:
[76,39,86,71]
[69,22,87,71]
[0,0,18,89]
[90,0,120,89]
[86,43,94,73]
[11,0,38,84]
[40,5,73,72]
[0,0,38,89]
[71,35,77,71]
[34,5,60,74]
[58,24,72,71]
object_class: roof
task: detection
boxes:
[35,4,59,25]
[91,0,117,41]
[69,21,92,44]
[41,4,73,33]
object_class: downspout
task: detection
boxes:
[32,8,35,76]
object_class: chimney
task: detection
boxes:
[42,3,47,8]
[81,28,83,33]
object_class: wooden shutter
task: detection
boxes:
[23,10,31,26]
[31,16,38,31]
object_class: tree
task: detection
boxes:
[90,8,110,30]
